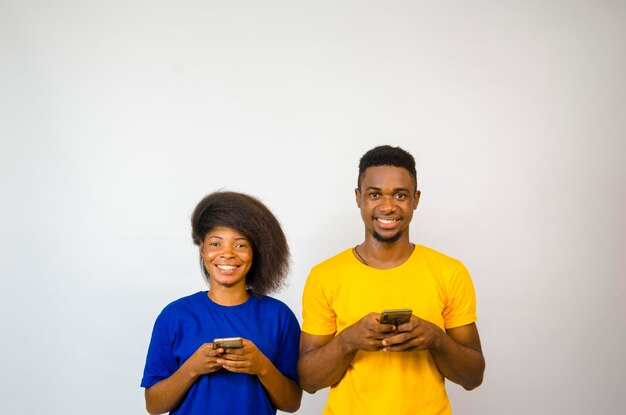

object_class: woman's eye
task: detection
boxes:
[209,242,220,247]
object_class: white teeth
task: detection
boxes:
[217,265,236,270]
[378,218,396,224]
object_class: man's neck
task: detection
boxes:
[357,236,415,270]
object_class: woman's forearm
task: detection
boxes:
[145,364,198,415]
[257,359,303,413]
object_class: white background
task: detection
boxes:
[1,1,625,414]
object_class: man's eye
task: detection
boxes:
[369,192,379,198]
[395,193,407,200]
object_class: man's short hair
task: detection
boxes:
[358,145,417,191]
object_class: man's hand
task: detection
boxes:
[379,317,485,390]
[339,312,397,352]
[298,311,399,393]
[380,315,444,352]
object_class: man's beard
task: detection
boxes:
[373,231,402,243]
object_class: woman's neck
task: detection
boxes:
[207,286,250,306]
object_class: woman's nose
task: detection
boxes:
[218,246,235,258]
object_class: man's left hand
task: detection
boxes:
[381,315,444,352]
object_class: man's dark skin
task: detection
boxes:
[297,165,485,394]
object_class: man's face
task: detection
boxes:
[355,165,420,243]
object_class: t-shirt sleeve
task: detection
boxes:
[442,262,478,329]
[274,305,301,382]
[301,267,337,336]
[140,308,179,388]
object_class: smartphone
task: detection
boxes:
[213,337,243,349]
[380,309,412,325]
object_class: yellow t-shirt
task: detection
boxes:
[302,245,477,415]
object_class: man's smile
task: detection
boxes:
[376,217,401,229]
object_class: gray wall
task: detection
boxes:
[1,1,624,414]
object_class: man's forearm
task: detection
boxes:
[430,332,485,390]
[297,332,358,393]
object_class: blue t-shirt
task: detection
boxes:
[141,291,301,415]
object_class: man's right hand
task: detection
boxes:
[298,311,397,393]
[340,312,397,352]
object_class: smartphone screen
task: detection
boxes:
[213,337,243,349]
[380,309,412,325]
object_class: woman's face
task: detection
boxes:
[200,226,253,290]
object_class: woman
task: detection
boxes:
[141,191,302,414]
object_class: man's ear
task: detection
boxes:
[413,190,421,210]
[355,187,361,208]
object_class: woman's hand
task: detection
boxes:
[216,339,302,412]
[216,339,270,376]
[183,343,227,378]
[145,343,225,414]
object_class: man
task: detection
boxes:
[298,145,485,414]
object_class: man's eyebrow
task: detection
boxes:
[364,186,411,192]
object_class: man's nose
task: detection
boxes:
[379,196,396,212]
